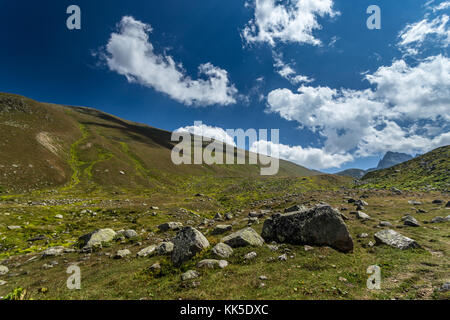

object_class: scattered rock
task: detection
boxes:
[408,201,422,205]
[430,216,450,223]
[149,263,161,271]
[172,227,210,266]
[0,265,9,276]
[432,199,443,204]
[7,226,21,230]
[354,211,371,220]
[212,225,232,235]
[212,243,233,259]
[244,252,258,260]
[181,270,200,281]
[402,215,420,227]
[357,233,369,239]
[284,205,306,213]
[224,213,233,220]
[158,222,183,232]
[0,280,6,286]
[259,275,268,281]
[78,229,116,249]
[117,229,138,239]
[222,227,265,248]
[214,213,223,221]
[156,242,174,255]
[54,214,63,219]
[374,229,420,250]
[378,221,393,227]
[278,254,287,261]
[261,205,353,253]
[114,249,131,259]
[197,259,228,269]
[41,246,65,257]
[304,245,314,251]
[137,245,156,257]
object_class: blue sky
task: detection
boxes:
[0,0,449,172]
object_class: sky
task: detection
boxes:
[0,0,449,173]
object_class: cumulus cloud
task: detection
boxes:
[105,16,238,106]
[174,123,237,146]
[250,140,353,170]
[267,55,450,158]
[242,0,339,46]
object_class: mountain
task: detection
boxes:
[336,168,366,179]
[0,93,319,194]
[376,151,413,170]
[361,145,450,191]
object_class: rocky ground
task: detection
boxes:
[0,188,449,300]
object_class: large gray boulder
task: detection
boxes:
[261,205,353,253]
[78,229,116,249]
[221,227,264,248]
[374,229,419,250]
[171,227,210,266]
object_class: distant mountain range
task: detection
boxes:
[336,151,414,179]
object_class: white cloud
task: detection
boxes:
[433,1,450,12]
[250,140,353,170]
[175,124,237,146]
[105,16,238,106]
[398,13,450,53]
[273,53,314,84]
[267,55,450,158]
[242,0,339,46]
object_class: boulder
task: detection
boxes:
[212,243,233,258]
[78,229,116,249]
[261,205,353,253]
[171,227,210,266]
[158,222,183,232]
[197,259,228,269]
[374,229,419,250]
[211,225,232,235]
[222,227,264,248]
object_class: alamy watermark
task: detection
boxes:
[171,121,280,176]
[66,265,81,290]
[367,5,381,30]
[367,265,381,290]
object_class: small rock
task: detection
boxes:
[41,246,65,257]
[149,263,161,271]
[284,205,306,213]
[54,214,63,219]
[181,270,200,281]
[357,233,369,239]
[430,216,450,223]
[114,249,131,259]
[259,275,268,280]
[156,242,174,255]
[197,259,228,269]
[212,225,232,235]
[137,245,156,257]
[378,221,393,227]
[304,245,314,251]
[0,265,9,276]
[432,199,443,204]
[7,226,21,230]
[0,280,7,286]
[278,254,287,261]
[402,215,420,227]
[355,211,371,220]
[212,243,233,258]
[244,252,258,260]
[158,222,183,232]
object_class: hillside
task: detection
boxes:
[361,145,450,191]
[0,93,319,195]
[336,169,366,179]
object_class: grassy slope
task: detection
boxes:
[0,93,318,195]
[361,146,450,191]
